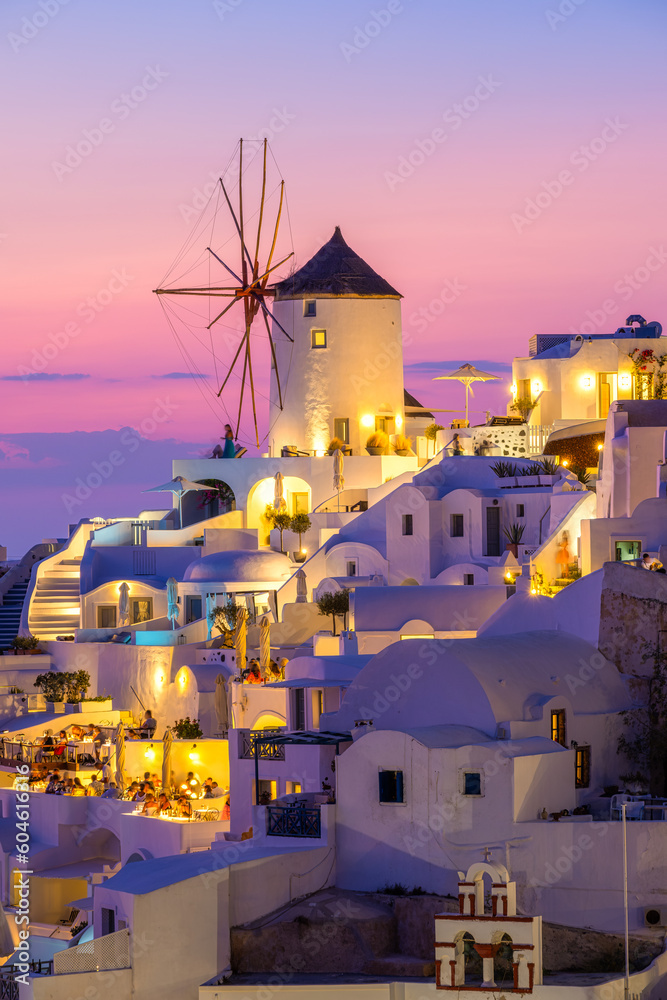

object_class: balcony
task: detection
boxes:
[238,729,286,761]
[266,803,321,838]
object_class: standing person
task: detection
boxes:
[222,424,236,459]
[445,433,464,456]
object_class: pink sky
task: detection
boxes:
[1,0,666,449]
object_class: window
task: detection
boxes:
[462,771,482,796]
[286,781,301,794]
[334,418,349,444]
[516,504,525,518]
[518,378,531,400]
[378,769,404,803]
[464,574,475,586]
[551,709,566,746]
[185,596,202,624]
[311,329,327,349]
[97,605,117,629]
[615,540,641,562]
[402,514,413,536]
[131,598,153,624]
[375,415,394,434]
[304,300,316,317]
[575,746,591,788]
[346,560,357,577]
[292,492,309,516]
[451,514,464,537]
[293,689,306,731]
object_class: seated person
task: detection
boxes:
[129,711,157,739]
[151,772,161,790]
[71,777,86,796]
[35,729,55,762]
[221,797,230,821]
[84,724,95,738]
[642,552,664,571]
[86,774,105,796]
[176,795,192,818]
[124,781,139,801]
[156,792,172,814]
[211,425,236,459]
[70,725,84,740]
[243,660,262,684]
[210,781,224,798]
[53,731,68,758]
[180,772,201,799]
[101,781,119,799]
[265,659,284,683]
[133,782,148,803]
[202,778,214,799]
[45,770,64,795]
[141,793,158,815]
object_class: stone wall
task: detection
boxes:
[598,561,667,678]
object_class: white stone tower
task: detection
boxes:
[269,227,405,455]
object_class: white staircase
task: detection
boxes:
[28,558,82,639]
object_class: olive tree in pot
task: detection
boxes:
[290,512,311,562]
[316,589,350,636]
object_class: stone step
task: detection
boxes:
[362,955,435,978]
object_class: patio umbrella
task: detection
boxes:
[114,721,126,793]
[206,592,215,640]
[118,582,130,627]
[259,616,271,674]
[333,449,344,511]
[234,606,247,674]
[433,363,500,425]
[273,472,286,511]
[214,675,228,732]
[0,903,14,958]
[142,475,210,529]
[166,577,179,630]
[162,727,172,793]
[295,568,307,603]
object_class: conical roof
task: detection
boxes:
[274,227,401,299]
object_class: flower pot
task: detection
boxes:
[366,447,385,456]
[293,551,307,564]
[539,474,557,486]
[505,543,519,558]
[395,449,410,457]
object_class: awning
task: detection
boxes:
[66,896,94,911]
[269,678,355,690]
[253,730,351,748]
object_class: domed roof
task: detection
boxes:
[183,549,292,584]
[273,227,401,299]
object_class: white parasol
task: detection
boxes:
[333,448,344,511]
[214,674,229,732]
[162,727,172,794]
[118,582,130,627]
[273,472,286,511]
[433,363,500,425]
[142,475,210,529]
[295,567,307,603]
[259,616,271,674]
[234,606,247,674]
[206,592,215,640]
[114,721,126,793]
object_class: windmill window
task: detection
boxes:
[311,329,327,349]
[378,769,404,803]
[304,300,316,317]
[402,514,413,536]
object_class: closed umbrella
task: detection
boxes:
[234,606,247,675]
[295,568,307,603]
[118,583,130,627]
[0,903,14,958]
[162,727,172,793]
[333,449,344,511]
[214,675,228,733]
[142,475,210,529]
[433,363,500,426]
[166,577,179,630]
[114,721,126,793]
[259,616,271,674]
[206,593,215,640]
[273,472,286,511]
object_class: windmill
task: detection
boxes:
[153,139,294,447]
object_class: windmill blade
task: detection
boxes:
[253,294,294,343]
[253,139,268,280]
[219,177,255,274]
[256,252,294,283]
[217,329,249,397]
[262,308,283,410]
[207,297,240,331]
[206,247,243,285]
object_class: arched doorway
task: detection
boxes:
[182,480,236,526]
[247,476,312,536]
[493,933,513,990]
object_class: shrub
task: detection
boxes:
[34,670,90,703]
[510,395,534,421]
[503,523,526,545]
[393,434,413,453]
[289,512,312,549]
[327,437,345,454]
[537,458,559,475]
[173,717,203,739]
[366,431,389,450]
[424,422,444,441]
[316,589,350,636]
[490,460,517,478]
[272,511,292,552]
[11,636,39,651]
[208,603,242,646]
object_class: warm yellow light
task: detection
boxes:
[597,444,603,451]
[361,414,374,428]
[510,383,517,396]
[154,669,165,687]
[117,582,130,596]
[619,373,632,390]
[189,744,199,761]
[580,375,593,389]
[531,380,542,395]
[144,746,155,761]
[531,588,537,595]
[562,460,569,467]
[395,415,403,428]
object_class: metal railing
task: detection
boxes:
[54,928,130,974]
[266,804,321,838]
[238,730,286,761]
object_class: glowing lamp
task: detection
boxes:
[580,375,593,389]
[510,383,517,396]
[144,745,155,762]
[531,588,537,595]
[361,414,374,428]
[562,460,569,467]
[597,444,603,451]
[619,373,632,390]
[395,415,403,428]
[531,380,542,395]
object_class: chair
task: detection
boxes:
[234,446,247,458]
[58,908,79,927]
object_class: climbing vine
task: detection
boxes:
[629,349,667,400]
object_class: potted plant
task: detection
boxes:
[208,602,242,647]
[366,431,389,456]
[173,717,203,739]
[393,434,413,457]
[503,523,525,558]
[272,511,292,552]
[537,458,559,485]
[289,512,311,562]
[424,422,444,458]
[316,589,350,637]
[515,464,541,486]
[510,395,534,422]
[327,437,345,455]
[11,636,41,656]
